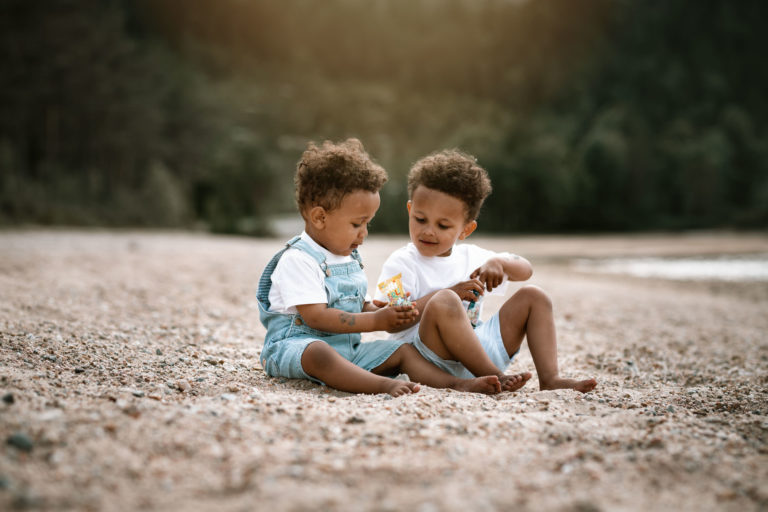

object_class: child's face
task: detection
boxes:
[407,186,476,257]
[309,190,380,256]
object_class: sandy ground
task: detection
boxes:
[1,230,767,511]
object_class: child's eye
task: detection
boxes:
[438,224,451,230]
[414,217,426,224]
[352,223,362,228]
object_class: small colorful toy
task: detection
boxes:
[377,273,412,306]
[466,289,482,327]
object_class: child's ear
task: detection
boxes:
[406,200,412,214]
[308,206,327,229]
[458,220,477,240]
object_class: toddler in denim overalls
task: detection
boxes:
[258,235,405,383]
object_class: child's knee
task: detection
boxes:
[301,340,334,369]
[426,289,464,314]
[514,285,553,310]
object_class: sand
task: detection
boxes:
[1,230,767,511]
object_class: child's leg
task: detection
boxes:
[418,290,530,391]
[372,343,502,394]
[301,341,419,397]
[498,285,597,393]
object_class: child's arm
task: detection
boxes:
[470,255,532,291]
[296,303,418,334]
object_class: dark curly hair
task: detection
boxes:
[407,149,492,221]
[295,138,388,215]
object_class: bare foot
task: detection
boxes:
[452,375,501,394]
[540,377,597,393]
[499,372,532,392]
[383,380,420,397]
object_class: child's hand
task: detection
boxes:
[374,303,419,331]
[449,279,485,301]
[470,259,505,291]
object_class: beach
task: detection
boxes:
[1,230,767,511]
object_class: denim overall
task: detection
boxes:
[257,236,403,382]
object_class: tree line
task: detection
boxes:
[1,0,765,234]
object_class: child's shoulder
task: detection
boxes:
[275,245,322,274]
[455,242,487,254]
[455,242,501,261]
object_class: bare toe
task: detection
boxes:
[575,378,597,393]
[501,372,532,392]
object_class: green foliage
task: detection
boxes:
[481,0,768,232]
[0,0,276,234]
[1,0,766,234]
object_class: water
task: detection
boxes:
[574,254,768,282]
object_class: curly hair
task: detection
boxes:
[407,149,492,221]
[295,138,388,214]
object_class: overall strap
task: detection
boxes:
[350,249,364,268]
[256,235,302,308]
[288,237,327,266]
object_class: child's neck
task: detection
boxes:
[304,227,343,257]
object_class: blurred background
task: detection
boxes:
[1,0,766,236]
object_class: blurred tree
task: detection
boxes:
[1,0,765,233]
[0,0,276,233]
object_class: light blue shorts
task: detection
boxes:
[261,335,406,385]
[412,311,517,379]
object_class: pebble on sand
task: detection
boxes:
[6,432,33,453]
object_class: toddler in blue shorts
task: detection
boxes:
[374,149,597,393]
[257,139,503,396]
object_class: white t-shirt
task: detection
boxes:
[268,231,358,314]
[374,243,513,341]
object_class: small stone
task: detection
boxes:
[122,405,141,418]
[176,380,191,392]
[6,432,33,452]
[155,349,163,356]
[346,416,365,424]
[11,489,43,509]
[74,367,86,374]
[666,405,675,413]
[2,393,14,404]
[131,389,145,398]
